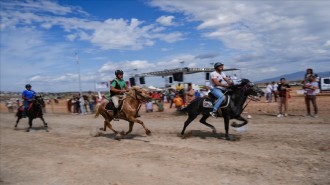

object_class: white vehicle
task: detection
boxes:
[320,77,330,92]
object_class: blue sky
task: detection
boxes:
[1,0,330,92]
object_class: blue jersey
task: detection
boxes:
[22,90,36,100]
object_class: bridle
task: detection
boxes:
[126,88,150,103]
[235,81,261,114]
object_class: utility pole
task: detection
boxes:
[75,51,83,96]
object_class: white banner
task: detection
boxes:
[95,82,109,89]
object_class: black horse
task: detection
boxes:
[15,95,48,132]
[181,79,264,140]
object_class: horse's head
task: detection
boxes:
[244,81,264,99]
[129,86,151,102]
[34,95,45,107]
[234,79,264,99]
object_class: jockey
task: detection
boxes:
[110,70,129,120]
[209,62,232,118]
[22,84,36,117]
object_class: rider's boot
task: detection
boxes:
[113,108,120,121]
[22,109,27,118]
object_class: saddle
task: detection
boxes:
[105,99,123,112]
[201,92,230,117]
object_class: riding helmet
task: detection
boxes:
[214,62,224,69]
[25,84,32,88]
[115,70,124,76]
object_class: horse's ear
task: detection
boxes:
[241,78,250,85]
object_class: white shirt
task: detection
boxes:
[272,83,278,91]
[266,84,273,93]
[209,71,227,90]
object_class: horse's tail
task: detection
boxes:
[94,99,108,118]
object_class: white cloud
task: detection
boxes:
[149,0,330,79]
[0,1,184,51]
[156,15,175,26]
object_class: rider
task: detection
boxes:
[22,84,36,117]
[110,70,129,120]
[209,62,232,118]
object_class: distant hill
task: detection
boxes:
[256,71,330,83]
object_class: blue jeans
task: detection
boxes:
[211,88,225,112]
[23,100,30,116]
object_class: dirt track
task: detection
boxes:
[1,101,329,185]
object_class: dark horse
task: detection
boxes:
[181,79,264,140]
[15,95,48,132]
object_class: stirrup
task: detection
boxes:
[210,111,217,118]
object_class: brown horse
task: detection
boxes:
[95,86,151,139]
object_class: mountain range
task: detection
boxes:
[256,71,330,83]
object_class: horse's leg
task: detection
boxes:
[123,121,134,135]
[15,117,21,128]
[199,114,216,134]
[128,117,151,136]
[231,115,248,128]
[181,114,198,135]
[224,116,230,140]
[26,117,32,132]
[15,111,22,128]
[39,117,48,132]
[104,120,118,134]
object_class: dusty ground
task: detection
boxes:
[0,94,329,185]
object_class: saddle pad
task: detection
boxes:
[202,99,214,108]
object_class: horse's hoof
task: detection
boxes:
[146,130,152,136]
[114,133,122,140]
[212,129,217,134]
[26,129,30,132]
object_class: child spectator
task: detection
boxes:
[155,99,164,112]
[145,100,153,113]
[173,94,183,110]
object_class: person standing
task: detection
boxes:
[169,89,176,108]
[209,62,232,118]
[272,81,278,102]
[304,75,319,117]
[277,78,291,117]
[21,84,36,117]
[265,83,273,103]
[110,70,129,120]
[185,83,195,104]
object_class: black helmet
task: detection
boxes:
[214,62,224,69]
[25,84,32,88]
[115,70,124,76]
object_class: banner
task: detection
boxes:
[95,82,109,89]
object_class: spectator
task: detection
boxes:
[79,95,87,115]
[265,83,273,103]
[277,78,291,117]
[169,89,176,108]
[155,99,164,112]
[272,81,278,102]
[89,93,97,113]
[173,94,183,110]
[145,100,153,113]
[185,83,195,104]
[304,75,319,117]
[194,90,201,98]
